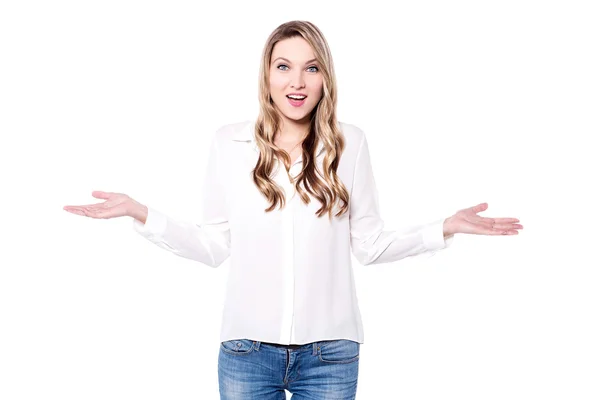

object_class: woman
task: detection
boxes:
[64,20,522,400]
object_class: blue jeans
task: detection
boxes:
[218,339,360,399]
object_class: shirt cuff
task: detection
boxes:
[421,218,454,252]
[132,206,168,239]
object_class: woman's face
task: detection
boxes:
[269,37,323,126]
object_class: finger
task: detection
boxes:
[472,217,521,228]
[65,202,106,208]
[64,206,85,212]
[478,227,520,235]
[64,205,101,213]
[471,202,488,213]
[490,223,523,230]
[64,206,111,219]
[460,202,488,215]
[64,207,97,217]
[92,191,114,199]
[64,208,86,216]
[496,230,519,235]
[483,217,520,224]
[473,217,523,229]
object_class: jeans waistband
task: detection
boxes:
[261,341,305,350]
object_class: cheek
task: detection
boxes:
[269,74,287,90]
[311,85,323,102]
[310,79,323,97]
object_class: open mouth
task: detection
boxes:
[286,95,307,100]
[286,95,307,107]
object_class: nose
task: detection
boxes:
[290,71,306,89]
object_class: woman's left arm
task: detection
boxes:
[348,130,523,266]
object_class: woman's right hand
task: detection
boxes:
[63,191,148,223]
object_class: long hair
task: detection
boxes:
[252,20,349,220]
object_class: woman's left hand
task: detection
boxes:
[443,202,523,237]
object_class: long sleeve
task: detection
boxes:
[132,131,231,268]
[349,131,454,266]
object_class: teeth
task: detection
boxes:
[287,95,306,100]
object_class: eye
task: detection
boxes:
[276,64,320,73]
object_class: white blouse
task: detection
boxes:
[132,120,454,345]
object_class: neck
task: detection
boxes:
[277,118,311,144]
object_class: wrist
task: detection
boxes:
[443,217,455,238]
[128,201,148,224]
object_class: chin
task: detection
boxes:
[274,102,316,122]
[286,113,312,123]
[287,112,308,120]
[277,109,307,121]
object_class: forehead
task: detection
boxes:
[271,37,315,62]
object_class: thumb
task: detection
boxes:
[472,202,488,213]
[91,191,112,199]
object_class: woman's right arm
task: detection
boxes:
[63,130,231,268]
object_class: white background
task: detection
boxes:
[1,0,599,399]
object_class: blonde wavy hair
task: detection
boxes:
[252,20,349,220]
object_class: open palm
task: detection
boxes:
[445,202,523,236]
[63,191,133,219]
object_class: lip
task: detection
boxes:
[287,96,306,107]
[286,93,307,107]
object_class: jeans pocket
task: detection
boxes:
[318,339,360,364]
[220,339,256,356]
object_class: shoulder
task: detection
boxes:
[338,121,367,151]
[338,121,365,140]
[213,120,253,141]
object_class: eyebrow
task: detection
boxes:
[272,57,318,65]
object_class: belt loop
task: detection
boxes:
[312,342,318,356]
[254,341,261,351]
